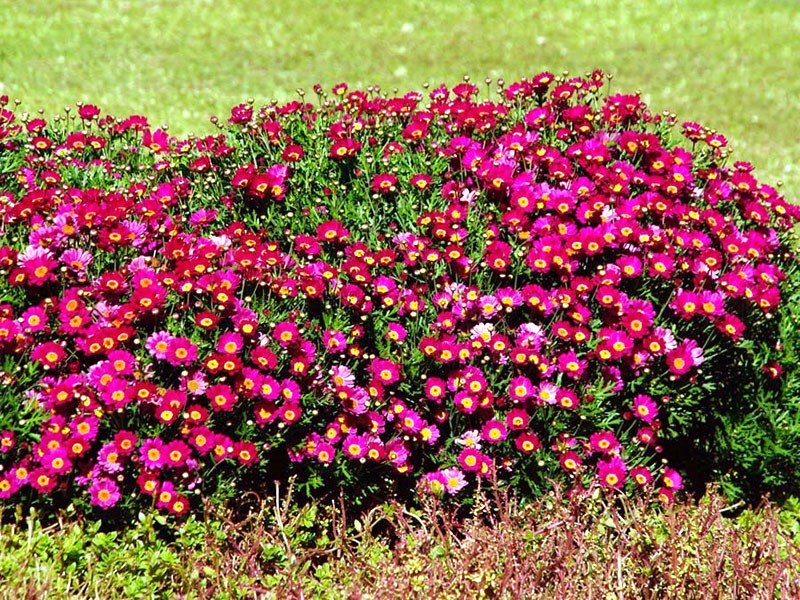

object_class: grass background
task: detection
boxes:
[1,0,798,199]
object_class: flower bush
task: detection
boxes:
[0,71,798,518]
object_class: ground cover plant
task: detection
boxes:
[1,71,799,525]
[1,487,798,599]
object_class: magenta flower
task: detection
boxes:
[30,342,67,369]
[217,332,243,355]
[508,376,534,402]
[60,248,93,273]
[371,173,398,194]
[89,478,121,509]
[97,442,124,474]
[424,377,447,402]
[590,431,620,454]
[631,394,658,424]
[385,323,407,343]
[666,338,704,375]
[342,433,368,459]
[481,419,508,444]
[630,466,653,486]
[505,408,530,431]
[370,358,401,385]
[165,337,197,366]
[662,467,684,491]
[598,456,628,489]
[315,441,336,464]
[41,448,72,475]
[514,431,541,454]
[140,438,166,470]
[441,467,467,495]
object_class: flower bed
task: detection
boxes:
[0,72,798,518]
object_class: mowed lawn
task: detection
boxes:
[1,0,798,198]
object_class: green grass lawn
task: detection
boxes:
[1,0,798,198]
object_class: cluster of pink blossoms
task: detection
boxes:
[0,71,796,516]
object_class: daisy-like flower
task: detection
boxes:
[666,338,704,375]
[597,456,628,489]
[505,408,530,431]
[217,332,243,355]
[481,419,508,444]
[631,394,658,424]
[18,246,58,286]
[315,441,336,464]
[342,433,368,459]
[441,467,467,495]
[478,294,500,318]
[322,329,347,353]
[370,358,401,385]
[398,409,424,433]
[630,466,653,486]
[662,467,684,490]
[273,321,300,347]
[207,383,237,412]
[514,431,541,454]
[139,438,166,470]
[458,448,486,471]
[97,442,124,474]
[508,376,534,403]
[89,477,120,509]
[60,248,93,274]
[535,382,559,406]
[590,431,620,454]
[145,331,173,360]
[30,342,67,369]
[41,448,72,475]
[385,323,407,343]
[557,351,588,378]
[180,370,209,396]
[165,337,198,366]
[21,306,48,333]
[423,377,447,403]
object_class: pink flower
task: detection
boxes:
[165,337,197,366]
[458,447,484,472]
[342,433,368,459]
[666,338,704,375]
[370,358,401,385]
[371,173,398,194]
[508,376,534,402]
[481,419,508,444]
[385,323,407,343]
[273,321,300,347]
[662,467,683,490]
[399,410,424,433]
[557,351,587,378]
[514,431,541,454]
[30,342,67,369]
[207,383,237,412]
[597,456,628,489]
[441,467,467,494]
[631,394,658,424]
[140,438,166,470]
[322,329,347,353]
[217,332,244,355]
[630,466,653,486]
[89,478,121,509]
[424,377,447,402]
[505,408,529,431]
[589,431,620,454]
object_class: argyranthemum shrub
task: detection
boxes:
[0,71,798,518]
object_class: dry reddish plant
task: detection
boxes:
[202,486,799,599]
